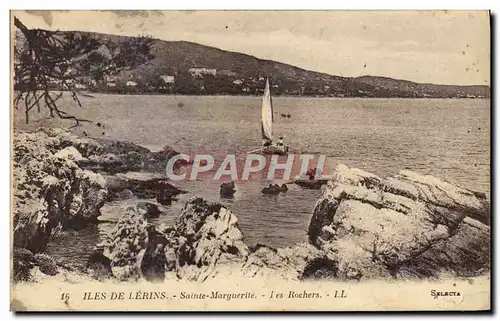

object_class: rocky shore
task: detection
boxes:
[308,164,490,279]
[12,128,490,283]
[12,128,186,281]
[13,128,108,253]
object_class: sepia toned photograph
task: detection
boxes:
[10,10,491,312]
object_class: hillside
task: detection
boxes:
[15,29,490,98]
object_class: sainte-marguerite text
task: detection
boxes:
[179,291,256,301]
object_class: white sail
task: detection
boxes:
[261,78,274,141]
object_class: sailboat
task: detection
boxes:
[260,78,289,155]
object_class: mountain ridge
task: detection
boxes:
[15,28,490,98]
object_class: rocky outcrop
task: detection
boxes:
[12,248,89,283]
[102,203,178,282]
[13,128,108,253]
[101,197,339,282]
[173,198,249,281]
[294,167,328,190]
[77,139,188,174]
[101,162,490,283]
[104,172,186,203]
[309,164,490,280]
[13,127,186,255]
[102,206,154,281]
[294,180,327,190]
[16,130,489,285]
[101,197,248,282]
[395,217,490,278]
[237,243,333,280]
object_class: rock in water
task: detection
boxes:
[261,183,288,194]
[294,180,327,190]
[13,128,108,253]
[308,164,490,280]
[111,172,186,199]
[220,181,236,197]
[136,201,162,219]
[294,168,328,189]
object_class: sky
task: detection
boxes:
[12,10,490,86]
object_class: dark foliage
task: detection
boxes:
[13,17,155,126]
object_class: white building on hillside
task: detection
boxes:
[160,75,175,84]
[189,68,217,77]
[219,69,238,76]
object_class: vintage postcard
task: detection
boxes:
[10,10,491,312]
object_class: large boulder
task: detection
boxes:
[13,128,108,253]
[395,217,490,278]
[104,172,186,201]
[173,197,250,281]
[309,164,490,280]
[237,243,333,280]
[101,203,177,282]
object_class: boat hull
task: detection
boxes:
[262,145,288,155]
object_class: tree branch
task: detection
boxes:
[13,16,101,127]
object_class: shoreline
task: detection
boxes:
[13,90,491,100]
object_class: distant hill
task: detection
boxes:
[14,29,490,98]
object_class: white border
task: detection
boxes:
[4,1,498,10]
